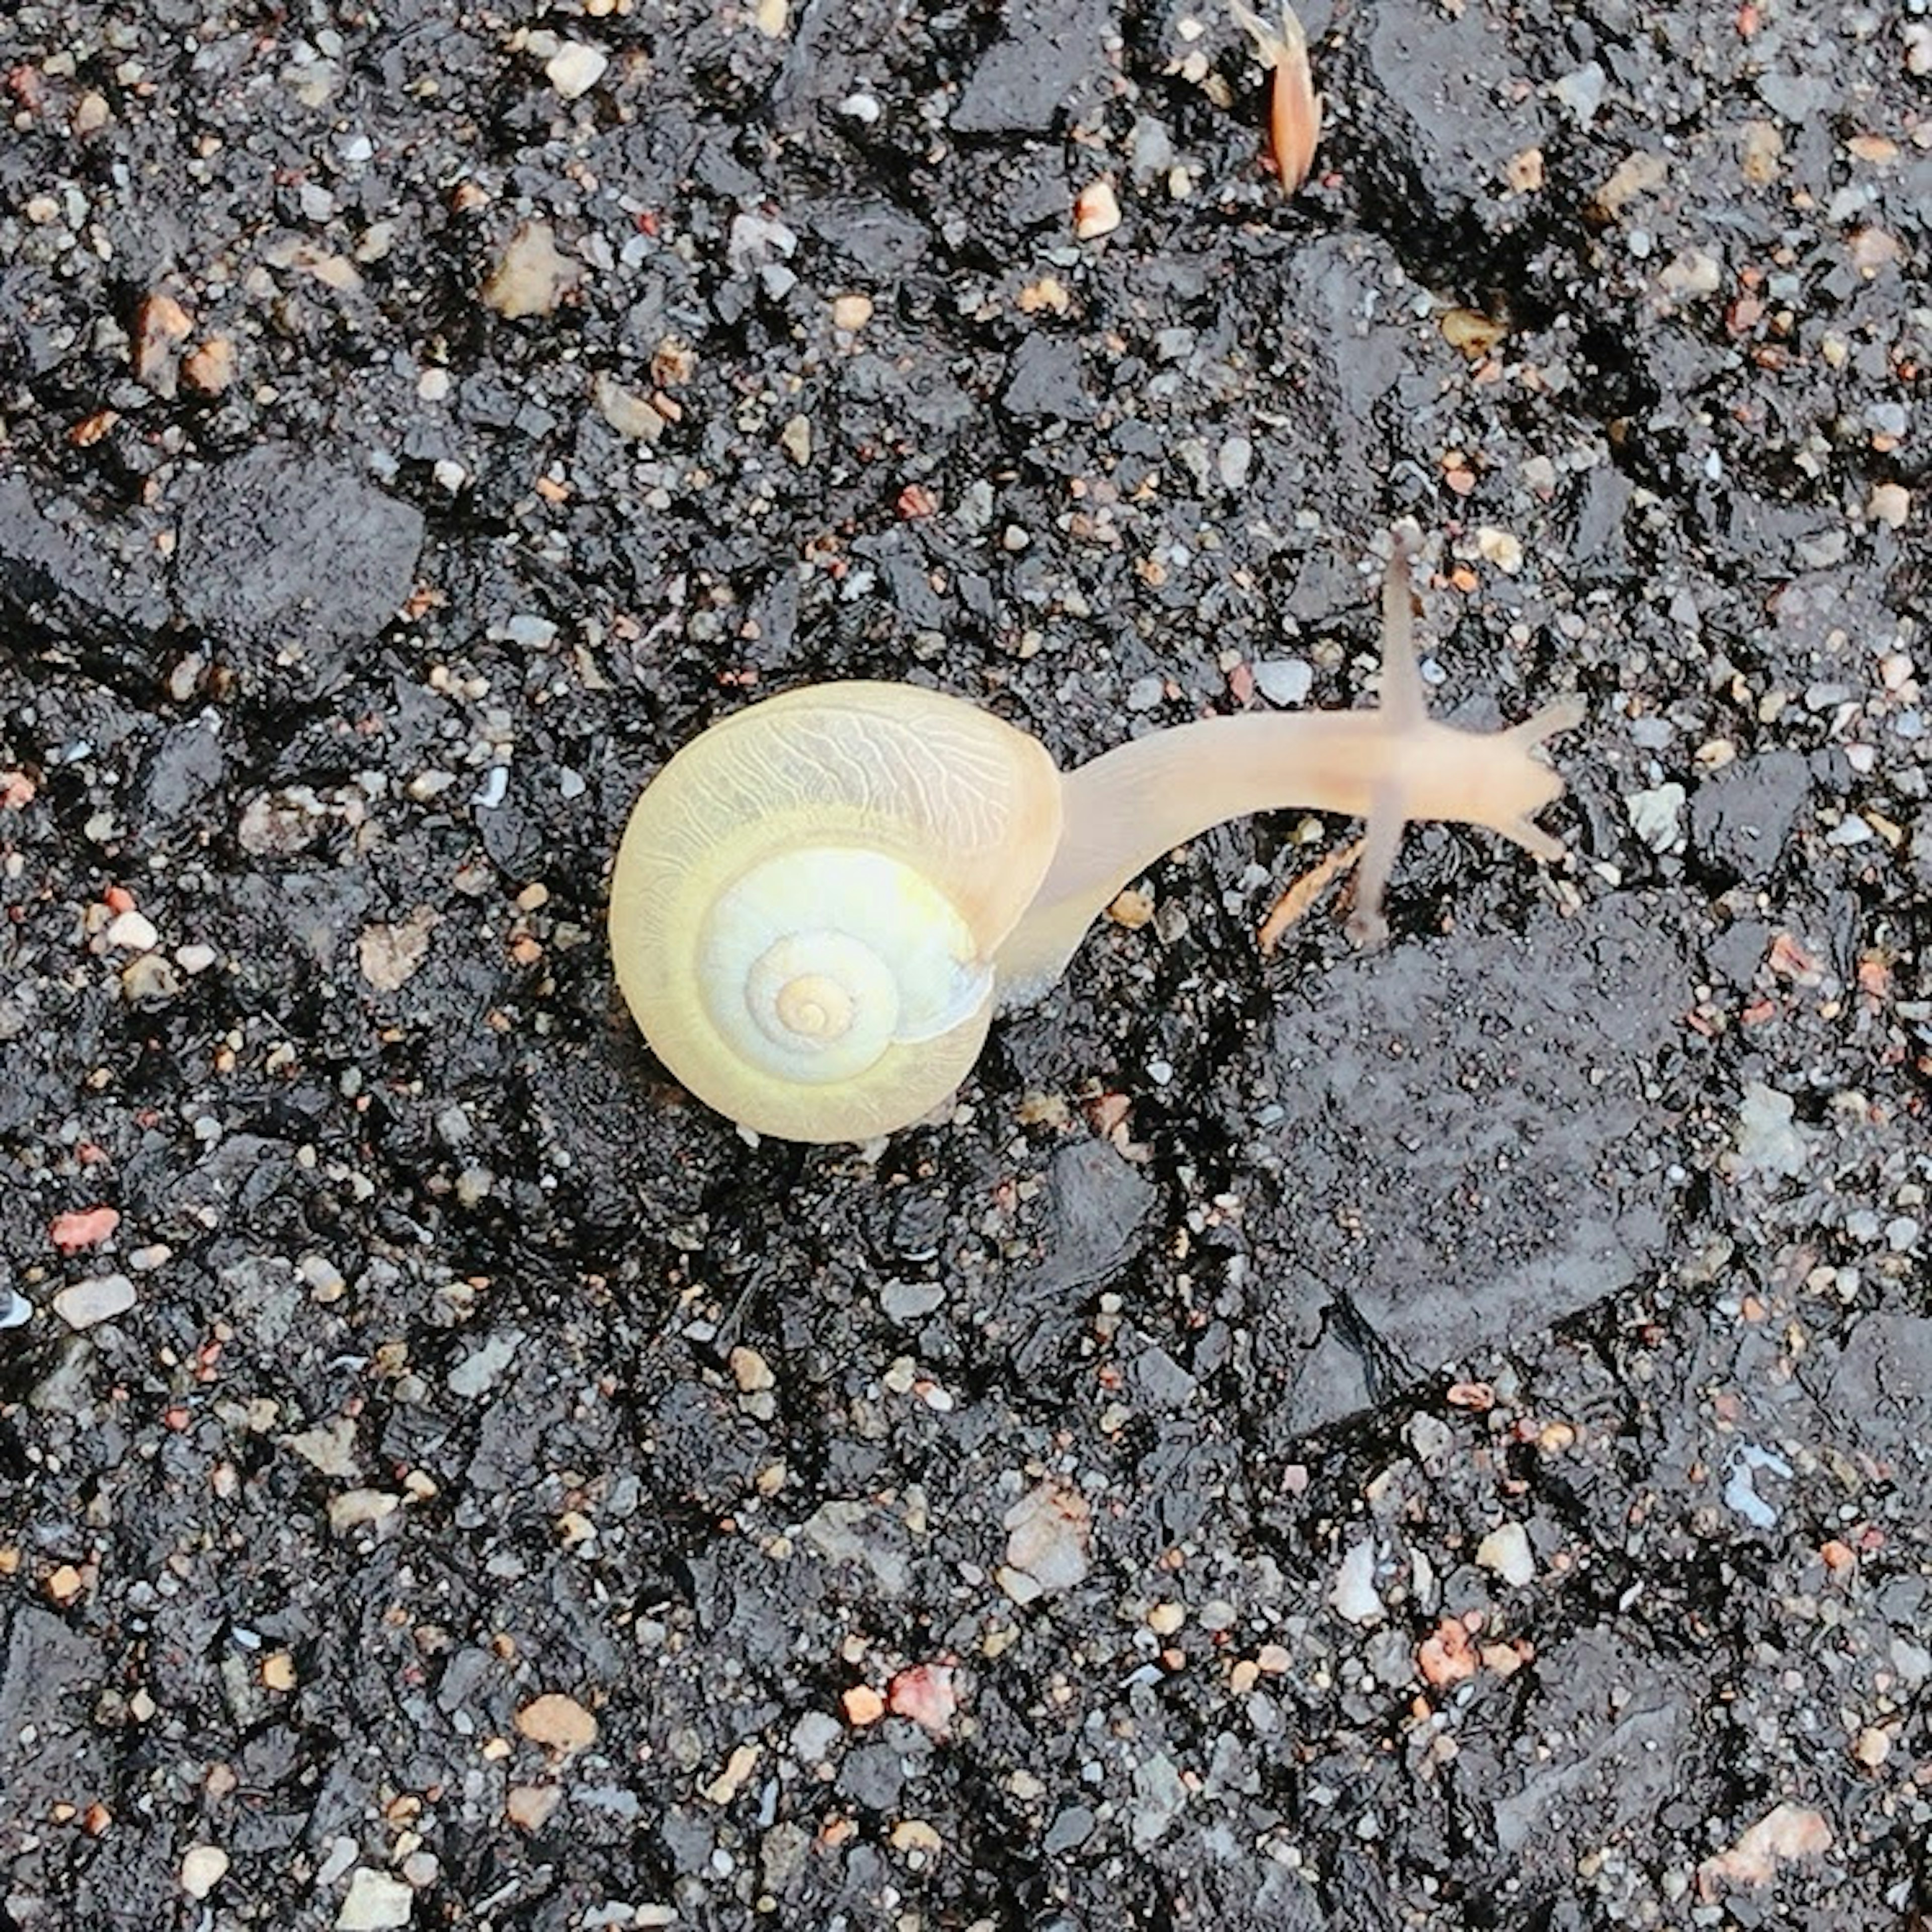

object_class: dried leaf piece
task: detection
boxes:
[133,291,192,396]
[1697,1804,1832,1895]
[482,221,581,319]
[515,1693,598,1754]
[1441,307,1506,357]
[1258,837,1362,953]
[359,906,439,991]
[1232,1,1322,194]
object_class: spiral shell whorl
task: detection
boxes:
[700,847,992,1088]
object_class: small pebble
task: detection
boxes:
[841,1684,886,1725]
[1074,178,1121,238]
[507,1785,563,1831]
[1625,781,1686,853]
[516,1692,598,1753]
[285,1417,359,1479]
[327,1490,400,1534]
[1867,482,1910,530]
[879,1279,945,1322]
[50,1206,119,1252]
[181,338,235,394]
[1418,1617,1479,1686]
[448,1331,521,1398]
[700,1741,761,1805]
[1551,61,1605,123]
[180,1845,229,1900]
[1329,1538,1384,1625]
[1253,659,1313,707]
[891,1817,943,1855]
[887,1664,958,1736]
[999,1481,1092,1599]
[1733,1083,1811,1179]
[546,41,609,99]
[336,1868,414,1931]
[52,1274,136,1330]
[482,221,580,319]
[1475,1521,1536,1587]
[594,374,663,441]
[790,1710,843,1762]
[105,909,158,952]
[729,1345,774,1393]
[1476,526,1523,573]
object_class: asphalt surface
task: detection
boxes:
[2,2,1928,1927]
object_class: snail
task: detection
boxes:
[608,525,1584,1144]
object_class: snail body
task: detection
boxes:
[609,527,1584,1144]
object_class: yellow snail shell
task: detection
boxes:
[609,682,1063,1144]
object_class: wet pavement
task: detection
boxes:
[2,1,1928,1926]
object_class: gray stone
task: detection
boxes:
[1689,751,1810,882]
[175,447,424,695]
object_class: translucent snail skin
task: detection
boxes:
[608,525,1585,1144]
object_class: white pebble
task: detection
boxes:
[1476,526,1523,573]
[1476,1520,1536,1587]
[448,1331,522,1398]
[1254,659,1313,707]
[1624,781,1686,854]
[1867,482,1910,530]
[791,1709,843,1762]
[105,909,158,952]
[1000,1481,1091,1596]
[180,1845,229,1900]
[53,1274,137,1330]
[546,40,608,100]
[1733,1082,1812,1179]
[336,1868,415,1930]
[1551,61,1605,123]
[1074,177,1121,239]
[1329,1537,1384,1625]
